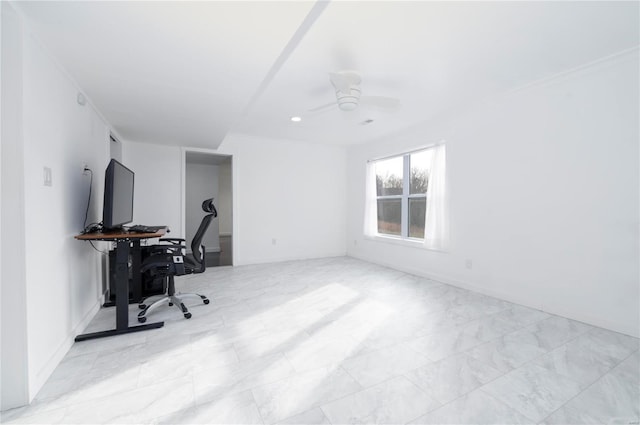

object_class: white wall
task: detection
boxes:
[218,162,233,235]
[185,161,219,252]
[347,50,639,337]
[1,2,29,410]
[2,2,112,408]
[126,134,347,265]
[219,134,347,265]
[110,136,123,162]
[122,141,182,238]
[22,28,110,401]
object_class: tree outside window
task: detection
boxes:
[374,149,432,239]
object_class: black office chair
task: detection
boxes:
[137,198,217,322]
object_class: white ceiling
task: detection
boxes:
[14,1,640,148]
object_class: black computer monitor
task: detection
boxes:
[102,159,134,230]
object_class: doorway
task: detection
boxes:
[184,151,233,267]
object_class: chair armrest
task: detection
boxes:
[159,238,185,244]
[141,253,187,276]
[164,245,186,252]
[146,244,185,254]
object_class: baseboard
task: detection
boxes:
[238,251,348,266]
[347,252,639,338]
[30,297,101,402]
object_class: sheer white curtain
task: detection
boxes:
[424,144,449,250]
[363,161,378,236]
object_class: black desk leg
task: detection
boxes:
[74,322,164,342]
[131,240,142,303]
[75,238,164,342]
[115,239,129,330]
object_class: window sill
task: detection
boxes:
[364,234,448,253]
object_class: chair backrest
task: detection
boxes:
[190,198,218,268]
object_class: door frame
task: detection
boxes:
[181,147,236,266]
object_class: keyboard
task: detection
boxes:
[128,225,167,233]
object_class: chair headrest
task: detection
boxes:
[202,198,218,216]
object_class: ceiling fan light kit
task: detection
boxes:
[331,70,362,111]
[336,86,361,111]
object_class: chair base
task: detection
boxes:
[138,292,209,322]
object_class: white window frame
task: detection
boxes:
[375,151,429,241]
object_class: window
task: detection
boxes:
[364,144,448,249]
[374,149,433,240]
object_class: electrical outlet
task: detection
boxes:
[272,238,277,245]
[82,163,89,175]
[465,259,473,270]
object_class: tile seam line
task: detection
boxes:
[536,349,640,424]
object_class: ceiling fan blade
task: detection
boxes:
[308,101,337,113]
[360,95,401,110]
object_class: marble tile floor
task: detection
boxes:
[2,257,638,424]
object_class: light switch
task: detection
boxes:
[44,166,52,186]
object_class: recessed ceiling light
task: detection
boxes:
[290,116,302,122]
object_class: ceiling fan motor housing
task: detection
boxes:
[336,86,361,111]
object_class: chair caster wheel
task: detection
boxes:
[138,316,147,323]
[169,302,174,306]
[139,304,146,310]
[203,299,210,305]
[184,313,192,319]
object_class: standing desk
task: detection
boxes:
[74,228,167,341]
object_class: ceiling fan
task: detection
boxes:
[309,70,400,113]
